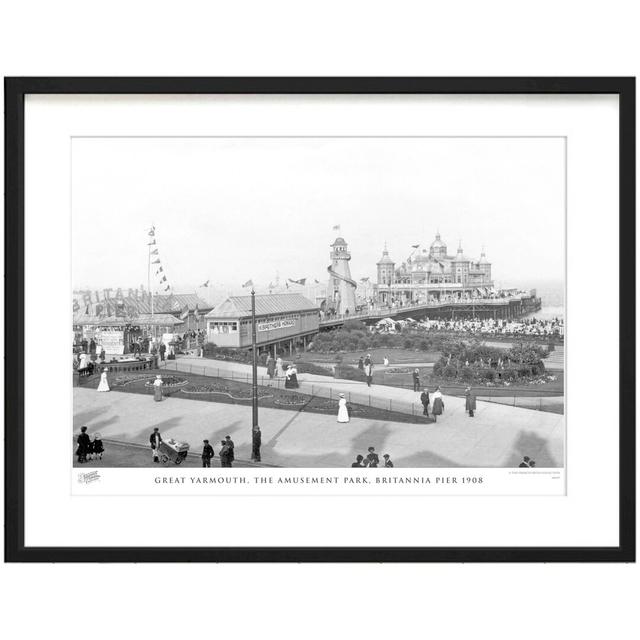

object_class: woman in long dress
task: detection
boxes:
[464,386,476,417]
[337,393,350,423]
[153,375,163,402]
[77,352,89,376]
[266,355,275,379]
[285,365,299,389]
[97,367,110,392]
[276,357,285,377]
[431,386,444,422]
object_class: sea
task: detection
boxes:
[508,279,565,321]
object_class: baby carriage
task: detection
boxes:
[157,438,190,465]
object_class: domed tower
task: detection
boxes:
[376,244,395,286]
[429,232,447,260]
[453,241,470,284]
[478,246,491,283]
[327,237,357,315]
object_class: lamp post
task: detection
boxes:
[250,288,261,462]
[251,288,258,428]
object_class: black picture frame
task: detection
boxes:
[4,77,635,563]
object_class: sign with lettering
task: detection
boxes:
[97,330,125,354]
[257,319,296,332]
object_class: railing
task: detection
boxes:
[158,360,562,415]
[320,296,539,325]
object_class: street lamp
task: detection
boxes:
[251,288,261,461]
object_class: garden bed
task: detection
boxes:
[81,371,427,423]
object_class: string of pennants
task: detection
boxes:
[148,226,172,293]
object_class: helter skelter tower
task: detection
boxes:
[327,236,357,315]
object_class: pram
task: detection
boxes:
[157,438,190,465]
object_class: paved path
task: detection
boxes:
[160,356,558,420]
[74,383,564,468]
[544,346,565,371]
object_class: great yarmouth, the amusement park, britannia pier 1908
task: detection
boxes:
[72,136,565,475]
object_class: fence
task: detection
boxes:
[159,359,422,415]
[158,360,561,415]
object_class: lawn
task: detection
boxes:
[81,370,431,424]
[371,367,564,398]
[297,348,441,366]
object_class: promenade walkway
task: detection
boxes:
[74,382,564,467]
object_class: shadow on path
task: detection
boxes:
[504,429,560,468]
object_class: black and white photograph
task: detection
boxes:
[71,136,565,476]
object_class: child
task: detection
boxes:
[92,432,104,461]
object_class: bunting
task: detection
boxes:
[147,226,172,296]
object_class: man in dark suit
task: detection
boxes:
[201,439,214,467]
[366,446,379,467]
[225,435,235,463]
[420,388,430,416]
[219,440,232,467]
[149,427,163,463]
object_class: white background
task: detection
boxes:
[0,2,638,640]
[28,94,604,547]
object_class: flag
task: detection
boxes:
[152,259,161,264]
[242,279,253,288]
[332,224,340,232]
[288,278,306,286]
[151,249,159,255]
[411,244,420,249]
[201,280,209,287]
[314,279,319,284]
[147,239,156,246]
[148,227,155,236]
[164,285,170,292]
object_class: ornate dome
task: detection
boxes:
[430,233,446,249]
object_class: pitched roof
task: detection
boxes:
[121,294,211,314]
[73,313,184,327]
[206,293,319,319]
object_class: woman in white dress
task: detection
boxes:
[276,357,285,378]
[153,375,164,402]
[97,367,110,392]
[337,392,350,423]
[78,353,89,376]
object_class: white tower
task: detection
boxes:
[327,236,357,315]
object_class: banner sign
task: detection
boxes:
[97,330,125,354]
[257,319,296,332]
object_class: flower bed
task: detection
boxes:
[143,375,189,388]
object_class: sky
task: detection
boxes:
[72,136,565,296]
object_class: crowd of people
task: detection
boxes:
[350,446,393,468]
[265,355,300,388]
[418,316,564,337]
